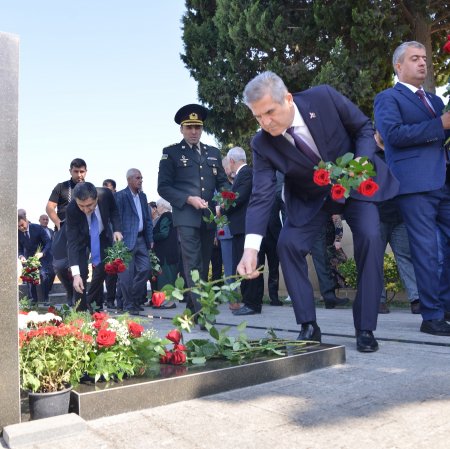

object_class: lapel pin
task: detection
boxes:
[309,112,316,119]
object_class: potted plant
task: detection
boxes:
[19,311,93,419]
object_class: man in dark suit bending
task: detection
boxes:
[237,71,399,352]
[66,182,122,311]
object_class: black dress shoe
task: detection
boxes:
[297,323,321,342]
[324,297,349,309]
[420,319,450,336]
[270,299,284,306]
[410,300,421,314]
[232,305,260,316]
[124,309,140,316]
[136,306,145,311]
[356,330,379,352]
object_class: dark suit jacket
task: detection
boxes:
[65,187,122,270]
[158,139,230,228]
[115,187,153,251]
[18,223,52,264]
[223,164,253,236]
[374,82,450,195]
[246,85,399,235]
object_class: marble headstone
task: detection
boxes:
[0,31,20,430]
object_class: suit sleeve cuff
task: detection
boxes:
[71,266,80,277]
[244,234,263,251]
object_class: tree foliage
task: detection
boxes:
[181,0,450,150]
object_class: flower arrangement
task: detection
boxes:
[20,253,41,285]
[338,253,402,301]
[19,312,93,393]
[104,241,132,275]
[82,311,169,382]
[204,188,239,229]
[313,152,379,200]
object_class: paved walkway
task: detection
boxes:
[3,302,450,448]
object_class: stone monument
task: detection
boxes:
[0,31,20,431]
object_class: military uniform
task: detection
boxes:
[158,139,229,311]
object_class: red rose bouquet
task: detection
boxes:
[104,241,132,275]
[20,251,41,286]
[313,152,378,201]
[159,329,187,365]
[203,188,239,229]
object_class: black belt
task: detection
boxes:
[137,231,144,237]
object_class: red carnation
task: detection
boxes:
[166,329,182,344]
[313,168,331,186]
[96,328,116,347]
[331,184,346,201]
[128,321,144,338]
[152,291,166,307]
[217,229,225,236]
[357,179,379,197]
[443,35,450,54]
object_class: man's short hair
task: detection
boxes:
[102,178,116,189]
[126,168,140,179]
[73,182,97,201]
[392,41,425,75]
[243,71,288,106]
[227,146,247,163]
[18,213,27,223]
[70,158,87,169]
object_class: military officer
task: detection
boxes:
[158,104,229,315]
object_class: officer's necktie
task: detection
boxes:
[90,212,101,266]
[415,90,436,117]
[286,127,320,164]
[192,144,200,154]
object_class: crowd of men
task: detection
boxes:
[18,40,450,353]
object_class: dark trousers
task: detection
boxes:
[397,186,450,320]
[310,227,337,300]
[233,233,264,312]
[210,239,223,282]
[54,267,75,306]
[259,234,280,302]
[105,273,117,305]
[278,200,383,330]
[177,224,215,312]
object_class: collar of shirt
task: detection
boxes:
[398,81,434,111]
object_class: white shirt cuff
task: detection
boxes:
[71,265,80,277]
[244,234,263,251]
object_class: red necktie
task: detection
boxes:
[415,90,436,117]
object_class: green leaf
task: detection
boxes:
[175,276,185,289]
[191,357,207,365]
[191,270,200,282]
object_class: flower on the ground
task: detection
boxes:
[313,152,378,201]
[166,329,181,344]
[152,292,166,307]
[104,241,132,275]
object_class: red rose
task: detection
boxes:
[47,306,57,314]
[93,319,106,330]
[217,229,225,236]
[166,329,182,344]
[104,263,117,275]
[313,168,331,186]
[152,291,166,307]
[33,280,39,285]
[116,262,126,273]
[151,276,157,282]
[171,350,187,365]
[113,258,122,266]
[444,35,450,54]
[160,349,173,364]
[128,321,144,338]
[96,328,116,347]
[331,184,346,200]
[92,312,108,321]
[357,179,379,197]
[174,343,187,351]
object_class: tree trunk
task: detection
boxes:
[413,14,435,93]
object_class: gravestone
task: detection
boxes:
[0,31,20,431]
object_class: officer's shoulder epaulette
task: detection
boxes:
[163,142,180,151]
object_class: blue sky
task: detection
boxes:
[2,1,215,222]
